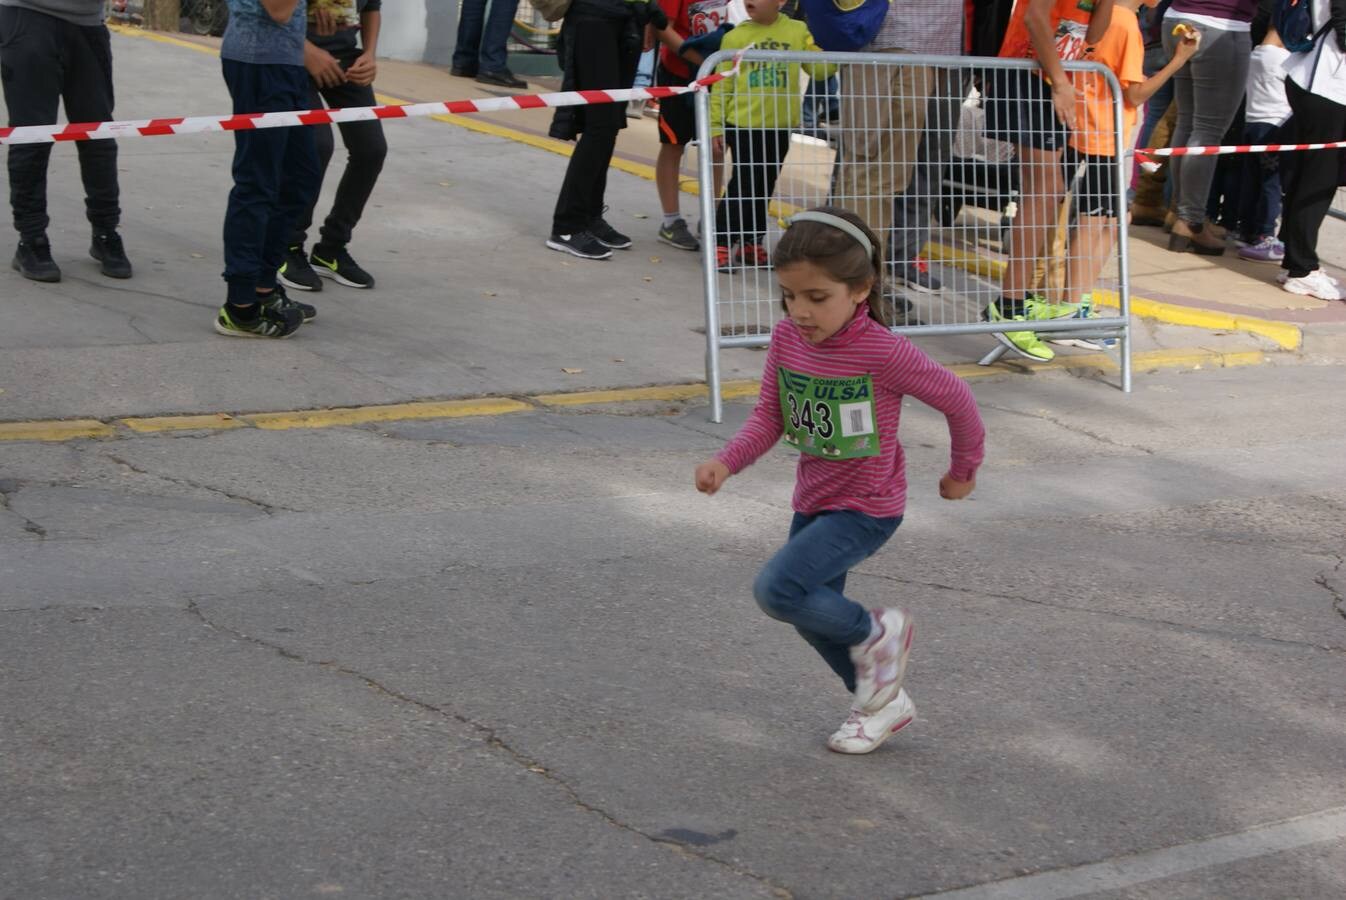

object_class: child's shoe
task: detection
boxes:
[849,607,914,714]
[827,689,916,755]
[715,244,734,272]
[1237,236,1285,263]
[736,243,769,268]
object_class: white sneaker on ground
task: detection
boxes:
[1282,269,1344,300]
[1278,268,1340,287]
[827,689,916,755]
[849,608,914,714]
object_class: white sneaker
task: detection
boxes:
[1278,268,1340,287]
[827,689,916,754]
[849,608,914,714]
[1282,269,1344,301]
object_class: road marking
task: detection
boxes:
[915,805,1346,899]
[0,349,1268,443]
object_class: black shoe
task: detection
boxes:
[476,68,527,89]
[450,64,477,78]
[279,244,322,292]
[263,284,317,323]
[12,235,61,283]
[310,244,374,289]
[90,231,132,278]
[589,217,632,250]
[546,231,612,260]
[214,300,304,338]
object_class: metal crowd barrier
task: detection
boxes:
[694,50,1132,423]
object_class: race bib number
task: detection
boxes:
[1053,20,1090,61]
[688,0,730,37]
[777,367,880,460]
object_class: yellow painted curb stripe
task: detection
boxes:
[244,397,533,430]
[1087,290,1302,351]
[121,413,245,433]
[108,23,218,54]
[0,350,1270,443]
[0,420,117,442]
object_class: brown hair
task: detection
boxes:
[773,205,887,324]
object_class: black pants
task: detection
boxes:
[289,47,387,250]
[221,59,320,305]
[551,17,630,235]
[716,128,790,247]
[0,6,119,241]
[1279,79,1346,277]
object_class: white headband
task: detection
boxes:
[786,211,874,258]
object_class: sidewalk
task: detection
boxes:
[0,27,1334,426]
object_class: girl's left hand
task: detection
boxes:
[939,473,975,500]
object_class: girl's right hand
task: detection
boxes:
[695,460,731,495]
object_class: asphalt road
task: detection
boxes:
[4,363,1346,899]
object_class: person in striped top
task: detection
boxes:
[695,206,986,755]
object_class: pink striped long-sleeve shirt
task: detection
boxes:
[717,308,986,518]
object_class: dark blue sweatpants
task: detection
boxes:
[221,59,320,305]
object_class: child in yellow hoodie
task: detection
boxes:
[710,0,833,271]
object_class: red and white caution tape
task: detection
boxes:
[1135,139,1346,160]
[0,56,743,146]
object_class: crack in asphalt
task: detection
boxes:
[981,403,1158,455]
[1318,553,1346,623]
[183,598,793,898]
[101,453,293,516]
[846,568,1346,654]
[0,479,48,539]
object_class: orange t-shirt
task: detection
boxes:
[1072,4,1144,156]
[998,0,1098,62]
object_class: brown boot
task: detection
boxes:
[1163,210,1178,233]
[1130,203,1168,226]
[1168,219,1226,255]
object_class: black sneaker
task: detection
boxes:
[262,284,316,323]
[476,68,527,89]
[12,235,61,283]
[90,231,132,279]
[589,217,632,250]
[895,257,941,293]
[279,244,322,292]
[310,244,374,289]
[213,300,303,338]
[546,231,612,260]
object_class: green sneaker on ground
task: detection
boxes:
[1024,297,1082,320]
[987,300,1055,361]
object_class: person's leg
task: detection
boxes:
[891,74,963,268]
[451,0,487,73]
[837,53,932,259]
[742,130,790,248]
[478,0,523,75]
[288,76,331,251]
[717,128,749,250]
[64,21,121,241]
[753,511,901,691]
[314,72,387,253]
[263,120,321,294]
[550,20,623,242]
[1132,100,1176,217]
[1279,82,1346,282]
[1169,28,1250,231]
[1,7,62,243]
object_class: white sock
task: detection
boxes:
[662,212,681,228]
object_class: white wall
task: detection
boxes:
[379,0,430,62]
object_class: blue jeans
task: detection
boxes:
[800,74,839,129]
[1235,120,1285,239]
[634,48,655,89]
[220,60,320,305]
[452,0,522,74]
[753,510,901,692]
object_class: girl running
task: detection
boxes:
[694,206,986,755]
